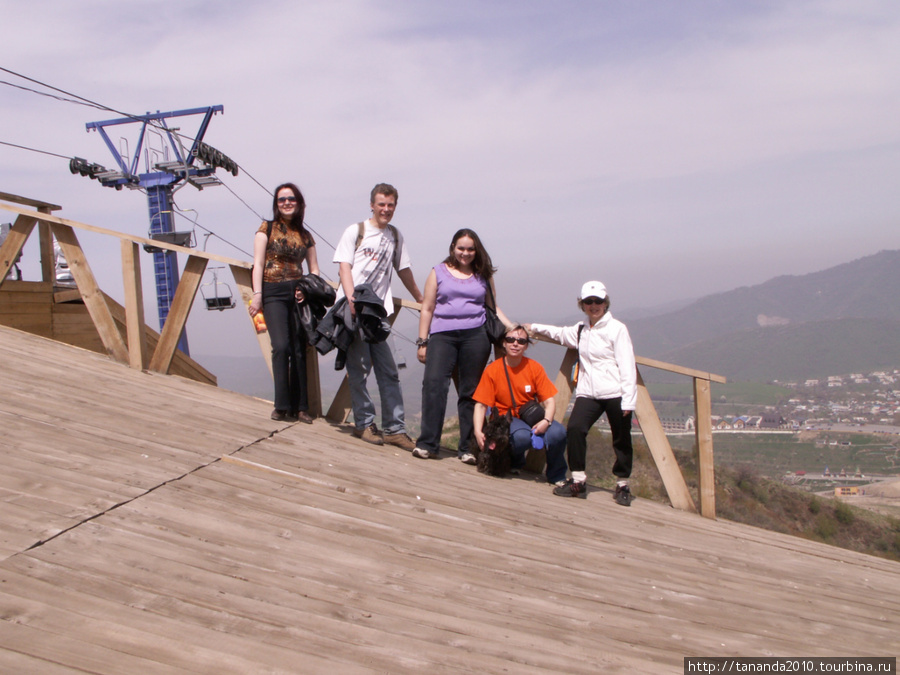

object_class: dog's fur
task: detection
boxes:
[477,412,512,477]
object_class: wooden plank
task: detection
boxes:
[1,280,54,294]
[635,366,698,513]
[0,191,62,211]
[0,202,251,269]
[48,223,128,364]
[694,376,716,519]
[0,214,36,288]
[148,255,207,374]
[2,323,900,673]
[120,240,148,371]
[53,288,82,303]
[636,354,727,384]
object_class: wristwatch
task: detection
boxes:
[416,337,429,347]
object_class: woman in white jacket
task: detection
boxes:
[526,281,637,505]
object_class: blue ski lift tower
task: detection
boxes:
[70,105,237,355]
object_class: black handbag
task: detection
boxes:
[518,399,546,427]
[501,358,547,427]
[484,282,505,344]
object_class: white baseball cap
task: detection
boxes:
[579,281,607,301]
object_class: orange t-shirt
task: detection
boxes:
[473,357,557,416]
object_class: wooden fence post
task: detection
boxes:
[121,240,149,371]
[694,377,716,519]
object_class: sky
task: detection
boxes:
[2,0,899,373]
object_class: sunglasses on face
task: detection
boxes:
[503,336,529,345]
[582,297,605,306]
[277,196,298,204]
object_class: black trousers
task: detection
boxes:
[263,280,308,413]
[416,326,491,455]
[566,396,633,478]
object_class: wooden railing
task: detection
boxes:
[1,191,724,518]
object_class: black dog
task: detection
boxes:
[477,412,512,477]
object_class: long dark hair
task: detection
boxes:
[271,183,309,242]
[443,228,496,281]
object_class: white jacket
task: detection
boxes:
[531,312,637,410]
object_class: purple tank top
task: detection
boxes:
[430,263,488,334]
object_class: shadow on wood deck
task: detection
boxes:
[1,324,897,674]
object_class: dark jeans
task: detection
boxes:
[263,280,308,413]
[567,396,633,478]
[417,326,491,456]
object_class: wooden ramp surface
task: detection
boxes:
[0,325,898,674]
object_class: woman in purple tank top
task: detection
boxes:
[413,229,510,463]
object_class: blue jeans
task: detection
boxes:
[509,417,568,484]
[417,326,491,456]
[345,332,405,435]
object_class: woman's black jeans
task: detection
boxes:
[263,280,308,413]
[566,396,633,478]
[417,326,491,456]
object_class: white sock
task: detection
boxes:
[617,480,628,488]
[572,471,587,484]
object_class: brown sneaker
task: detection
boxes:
[353,423,384,446]
[383,432,415,451]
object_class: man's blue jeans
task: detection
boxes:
[345,333,406,435]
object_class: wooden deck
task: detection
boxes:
[1,324,898,674]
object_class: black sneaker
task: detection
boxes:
[613,484,634,507]
[553,479,586,499]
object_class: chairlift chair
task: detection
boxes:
[200,268,236,311]
[143,229,196,253]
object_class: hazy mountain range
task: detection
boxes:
[625,249,900,382]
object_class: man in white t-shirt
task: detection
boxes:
[333,183,423,449]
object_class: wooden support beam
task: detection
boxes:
[306,344,323,418]
[636,355,727,384]
[121,240,149,371]
[38,222,55,284]
[0,214,36,289]
[230,263,272,377]
[635,367,697,513]
[693,377,716,519]
[0,191,62,212]
[149,255,207,374]
[48,223,129,364]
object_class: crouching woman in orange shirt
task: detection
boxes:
[472,324,568,488]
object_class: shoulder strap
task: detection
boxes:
[501,358,518,414]
[388,224,401,271]
[356,221,402,271]
[571,324,585,386]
